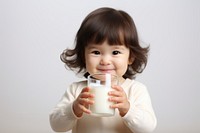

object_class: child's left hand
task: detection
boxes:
[108,85,130,117]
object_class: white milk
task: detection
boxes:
[89,85,115,117]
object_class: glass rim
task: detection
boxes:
[88,73,118,79]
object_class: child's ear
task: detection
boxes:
[128,56,135,65]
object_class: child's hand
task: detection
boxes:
[73,87,94,117]
[108,85,130,117]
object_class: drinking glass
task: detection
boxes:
[88,73,118,117]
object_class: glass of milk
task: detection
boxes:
[88,73,118,117]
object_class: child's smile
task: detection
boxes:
[96,67,115,74]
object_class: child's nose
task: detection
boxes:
[100,55,111,65]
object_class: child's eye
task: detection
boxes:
[112,51,121,55]
[92,51,100,55]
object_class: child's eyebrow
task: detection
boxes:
[86,44,101,49]
[112,45,127,50]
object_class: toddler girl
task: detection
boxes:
[50,7,157,133]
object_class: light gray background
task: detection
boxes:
[0,0,199,133]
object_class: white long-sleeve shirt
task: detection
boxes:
[49,78,157,133]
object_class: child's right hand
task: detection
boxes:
[72,87,94,117]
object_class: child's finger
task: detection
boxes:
[109,96,123,103]
[112,85,123,91]
[81,87,90,92]
[110,103,123,109]
[80,92,94,99]
[79,97,94,105]
[78,104,91,114]
[108,90,122,97]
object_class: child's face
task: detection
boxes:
[85,40,133,81]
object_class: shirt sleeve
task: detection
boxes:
[122,82,157,133]
[49,83,82,132]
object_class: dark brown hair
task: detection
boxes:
[60,7,149,79]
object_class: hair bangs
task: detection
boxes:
[89,29,125,46]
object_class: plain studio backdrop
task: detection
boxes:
[0,0,199,133]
